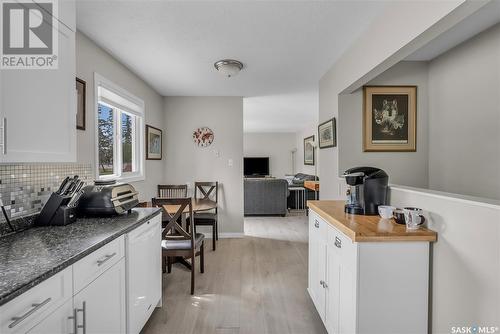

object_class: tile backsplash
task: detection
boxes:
[0,163,93,236]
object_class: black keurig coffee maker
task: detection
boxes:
[343,167,388,215]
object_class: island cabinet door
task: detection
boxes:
[308,212,328,321]
[73,259,126,334]
[326,225,358,334]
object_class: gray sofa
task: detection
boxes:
[244,178,289,216]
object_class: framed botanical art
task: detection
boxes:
[146,125,162,160]
[304,135,315,165]
[363,86,417,152]
[76,78,86,130]
[318,118,336,149]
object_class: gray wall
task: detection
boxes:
[337,24,500,200]
[295,125,318,177]
[76,31,166,201]
[338,61,429,188]
[428,23,500,200]
[163,97,244,235]
[244,132,296,178]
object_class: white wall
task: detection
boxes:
[338,61,429,188]
[294,125,318,177]
[243,132,295,178]
[389,186,500,333]
[163,97,244,235]
[318,0,467,199]
[76,31,166,201]
[428,23,500,200]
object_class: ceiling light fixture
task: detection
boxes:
[214,59,243,78]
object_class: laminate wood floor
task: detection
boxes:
[141,215,326,334]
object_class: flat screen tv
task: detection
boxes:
[244,157,269,176]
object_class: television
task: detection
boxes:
[244,157,270,177]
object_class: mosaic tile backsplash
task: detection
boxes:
[0,164,93,236]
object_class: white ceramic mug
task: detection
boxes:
[403,207,426,230]
[378,205,395,219]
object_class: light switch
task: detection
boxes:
[228,159,233,167]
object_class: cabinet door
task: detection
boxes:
[126,216,162,334]
[26,299,73,334]
[308,214,319,304]
[326,245,341,334]
[73,259,126,334]
[0,0,76,162]
[308,214,327,320]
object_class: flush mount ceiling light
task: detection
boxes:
[214,59,244,78]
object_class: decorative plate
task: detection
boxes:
[193,127,214,147]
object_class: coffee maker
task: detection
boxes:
[343,167,388,215]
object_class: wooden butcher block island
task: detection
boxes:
[307,200,437,334]
[307,200,437,242]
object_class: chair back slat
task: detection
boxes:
[152,197,194,242]
[194,182,218,203]
[158,184,188,198]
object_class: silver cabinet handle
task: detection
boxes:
[319,280,324,286]
[76,301,86,334]
[314,220,319,228]
[68,308,78,334]
[97,252,117,266]
[334,236,342,249]
[8,297,52,328]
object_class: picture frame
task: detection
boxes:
[76,78,86,130]
[304,135,315,165]
[318,118,336,149]
[146,125,163,160]
[363,86,417,152]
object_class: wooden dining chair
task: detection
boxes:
[157,184,188,198]
[152,197,205,295]
[187,182,218,251]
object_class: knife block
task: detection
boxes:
[35,193,73,226]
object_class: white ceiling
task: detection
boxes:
[76,1,386,132]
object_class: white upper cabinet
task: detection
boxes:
[0,0,76,163]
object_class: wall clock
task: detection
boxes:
[193,127,214,147]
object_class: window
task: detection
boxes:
[95,74,144,181]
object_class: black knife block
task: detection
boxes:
[35,193,76,226]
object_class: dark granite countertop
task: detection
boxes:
[0,208,161,306]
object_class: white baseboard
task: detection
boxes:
[201,232,244,239]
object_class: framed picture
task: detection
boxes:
[304,135,315,165]
[363,86,417,152]
[318,118,336,149]
[146,125,162,160]
[76,78,86,130]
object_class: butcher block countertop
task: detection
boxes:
[307,200,437,242]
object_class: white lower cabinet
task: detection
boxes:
[74,259,126,334]
[26,300,73,334]
[308,209,430,334]
[126,215,162,334]
[0,216,162,334]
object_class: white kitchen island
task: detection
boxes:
[307,200,437,334]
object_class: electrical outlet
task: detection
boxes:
[228,159,233,167]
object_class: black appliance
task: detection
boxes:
[77,180,139,216]
[343,167,388,215]
[244,157,270,177]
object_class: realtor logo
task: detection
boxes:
[1,0,58,69]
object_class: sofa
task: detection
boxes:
[287,173,318,209]
[244,178,289,216]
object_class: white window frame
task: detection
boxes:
[94,73,145,182]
